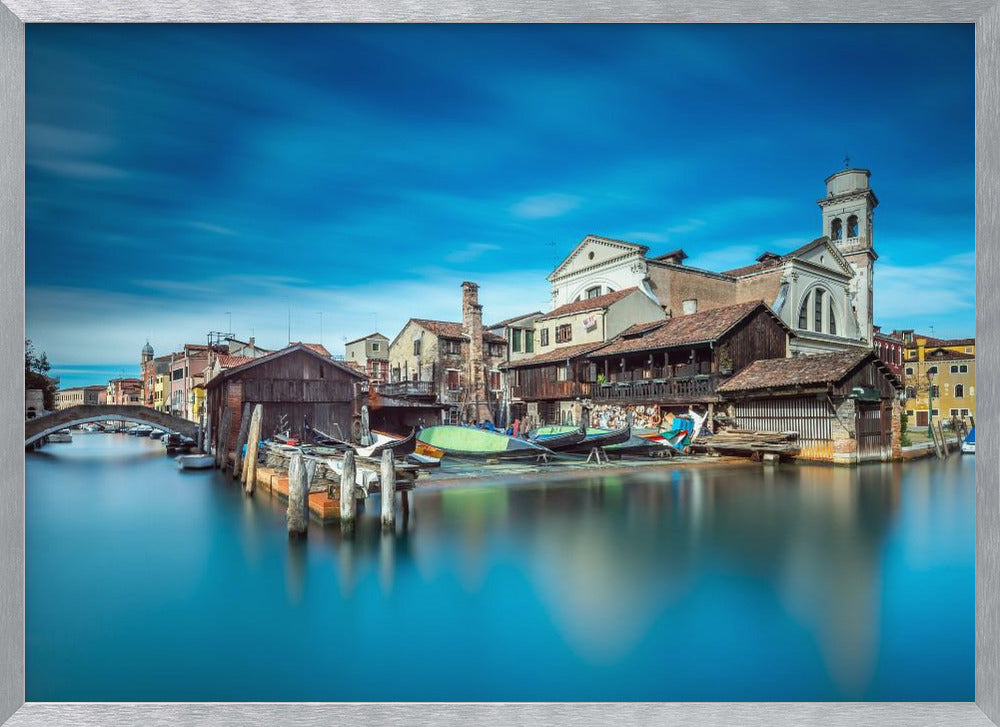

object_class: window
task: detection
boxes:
[960,364,969,373]
[847,214,859,238]
[905,386,915,399]
[540,328,550,347]
[556,365,569,382]
[798,297,809,330]
[413,339,421,356]
[962,409,970,416]
[441,339,461,355]
[682,299,698,315]
[371,342,380,352]
[951,409,960,416]
[585,286,602,299]
[490,343,505,357]
[830,217,843,240]
[906,410,914,418]
[905,367,914,376]
[525,332,534,353]
[814,289,824,331]
[966,347,973,353]
[927,366,938,374]
[512,328,522,353]
[445,369,459,390]
[950,365,959,374]
[829,307,837,336]
[489,370,501,391]
[931,385,940,398]
[932,409,939,417]
[556,324,572,343]
[955,384,964,398]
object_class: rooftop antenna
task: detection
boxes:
[844,153,851,169]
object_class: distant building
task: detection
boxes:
[873,326,905,378]
[25,389,45,419]
[386,282,506,424]
[107,378,142,406]
[487,311,543,365]
[56,385,107,409]
[899,332,975,428]
[344,332,390,383]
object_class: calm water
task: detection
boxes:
[26,433,974,701]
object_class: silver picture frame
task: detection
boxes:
[1,3,997,725]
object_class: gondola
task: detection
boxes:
[528,425,588,452]
[417,425,553,459]
[531,424,632,453]
[305,419,417,459]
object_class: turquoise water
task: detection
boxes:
[26,433,974,701]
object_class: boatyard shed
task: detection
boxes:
[205,343,366,458]
[716,350,903,464]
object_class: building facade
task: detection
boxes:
[55,385,107,410]
[545,166,879,356]
[487,311,543,364]
[344,332,390,383]
[900,334,976,428]
[107,378,142,406]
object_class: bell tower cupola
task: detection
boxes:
[817,159,878,345]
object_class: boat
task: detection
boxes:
[133,425,153,437]
[414,440,445,460]
[305,420,417,459]
[176,454,214,470]
[48,430,73,443]
[163,433,196,454]
[149,430,165,440]
[531,424,631,453]
[417,425,553,459]
[528,425,588,452]
[962,426,975,454]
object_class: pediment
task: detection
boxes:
[788,238,853,278]
[548,235,648,282]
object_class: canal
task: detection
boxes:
[26,432,974,702]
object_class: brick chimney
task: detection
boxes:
[461,281,491,424]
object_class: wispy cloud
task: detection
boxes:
[445,242,502,264]
[510,193,582,220]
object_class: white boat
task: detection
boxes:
[149,429,165,440]
[48,430,73,443]
[134,425,154,437]
[176,454,214,470]
[962,427,975,455]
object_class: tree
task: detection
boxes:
[25,339,57,411]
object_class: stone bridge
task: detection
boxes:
[25,405,199,446]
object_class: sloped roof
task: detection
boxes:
[344,332,389,346]
[906,336,975,349]
[501,341,608,369]
[590,300,788,357]
[924,347,975,361]
[291,342,331,357]
[410,319,506,343]
[721,236,842,278]
[487,311,543,329]
[717,350,873,393]
[537,288,639,322]
[216,354,254,369]
[206,343,365,387]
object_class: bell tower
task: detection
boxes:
[818,161,878,345]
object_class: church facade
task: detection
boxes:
[546,166,880,356]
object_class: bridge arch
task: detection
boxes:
[25,405,200,447]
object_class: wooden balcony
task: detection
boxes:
[510,381,592,401]
[375,380,436,398]
[592,374,721,404]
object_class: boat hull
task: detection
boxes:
[418,425,552,459]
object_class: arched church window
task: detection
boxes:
[847,215,859,238]
[830,218,843,240]
[798,295,809,330]
[814,289,824,331]
[829,306,837,336]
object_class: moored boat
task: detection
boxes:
[532,424,631,453]
[305,420,417,459]
[962,426,975,454]
[48,430,73,443]
[528,425,588,452]
[176,454,214,470]
[417,425,553,459]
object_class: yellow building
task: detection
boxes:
[900,333,975,428]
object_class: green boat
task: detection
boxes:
[417,425,553,459]
[531,423,631,452]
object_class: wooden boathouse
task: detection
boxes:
[716,350,903,463]
[205,343,366,459]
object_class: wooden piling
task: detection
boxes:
[215,406,232,469]
[287,452,309,536]
[243,404,263,496]
[380,449,396,530]
[232,402,252,479]
[340,449,357,527]
[936,420,949,457]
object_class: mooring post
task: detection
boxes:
[233,402,252,479]
[380,449,396,530]
[215,406,232,469]
[340,449,357,528]
[243,404,263,496]
[287,452,309,536]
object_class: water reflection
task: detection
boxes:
[26,433,974,701]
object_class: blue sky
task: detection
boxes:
[26,24,974,388]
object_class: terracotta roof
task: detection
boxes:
[216,354,254,369]
[537,288,639,322]
[411,319,506,343]
[650,248,688,263]
[905,336,975,349]
[721,236,829,277]
[501,341,607,369]
[487,311,543,329]
[924,348,975,361]
[717,350,872,393]
[590,300,783,357]
[291,342,331,357]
